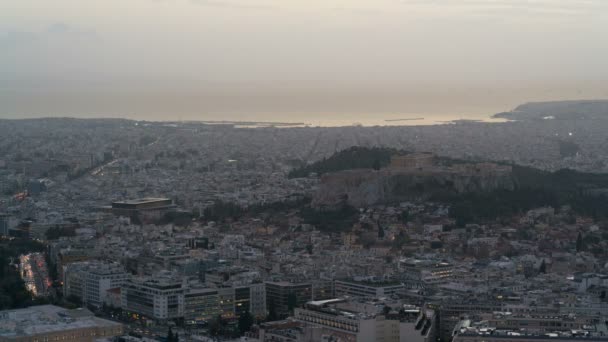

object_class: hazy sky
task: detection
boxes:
[2,0,608,123]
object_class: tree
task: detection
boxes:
[430,240,443,249]
[167,327,174,342]
[305,244,313,254]
[382,305,391,315]
[174,333,179,342]
[400,211,409,224]
[378,224,385,239]
[267,301,278,321]
[209,315,223,336]
[373,158,381,171]
[576,232,584,252]
[392,231,410,250]
[287,292,298,312]
[238,311,254,335]
[539,259,547,274]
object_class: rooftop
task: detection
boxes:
[0,305,121,338]
[112,198,171,205]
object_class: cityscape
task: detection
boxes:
[3,100,608,342]
[3,0,608,341]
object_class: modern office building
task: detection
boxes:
[57,248,92,280]
[0,213,11,236]
[334,278,405,298]
[63,261,131,308]
[0,305,123,342]
[266,281,313,319]
[184,288,221,325]
[312,279,335,300]
[121,274,185,321]
[249,283,267,319]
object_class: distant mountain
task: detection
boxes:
[493,100,608,121]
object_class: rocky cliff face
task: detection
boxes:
[312,165,514,208]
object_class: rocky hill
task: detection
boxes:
[312,158,514,207]
[301,148,608,220]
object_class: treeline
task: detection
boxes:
[441,189,559,226]
[444,166,608,225]
[512,165,608,191]
[300,204,359,233]
[45,226,77,240]
[288,146,399,178]
[202,197,312,222]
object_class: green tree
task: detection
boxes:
[238,311,254,335]
[167,327,174,342]
[373,158,381,171]
[209,315,223,336]
[382,305,391,315]
[287,292,298,312]
[539,259,547,274]
[576,232,584,252]
[267,301,278,321]
[400,211,409,224]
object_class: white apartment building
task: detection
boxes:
[63,261,130,308]
[293,299,437,342]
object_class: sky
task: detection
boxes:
[2,0,608,124]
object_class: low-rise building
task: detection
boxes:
[0,305,123,342]
[334,278,405,298]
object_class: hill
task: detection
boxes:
[493,100,608,121]
[288,146,399,178]
[293,147,608,222]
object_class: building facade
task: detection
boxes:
[63,261,130,308]
[121,275,185,321]
[266,282,313,319]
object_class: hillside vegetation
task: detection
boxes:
[288,147,399,178]
[291,147,608,223]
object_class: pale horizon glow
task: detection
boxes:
[2,0,608,124]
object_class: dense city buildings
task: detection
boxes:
[3,105,608,341]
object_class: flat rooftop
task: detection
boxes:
[0,305,122,338]
[111,198,171,205]
[337,279,404,287]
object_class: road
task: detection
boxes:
[19,252,51,298]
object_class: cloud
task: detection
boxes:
[190,0,277,10]
[0,30,38,48]
[329,6,391,16]
[400,0,608,17]
[0,23,99,49]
